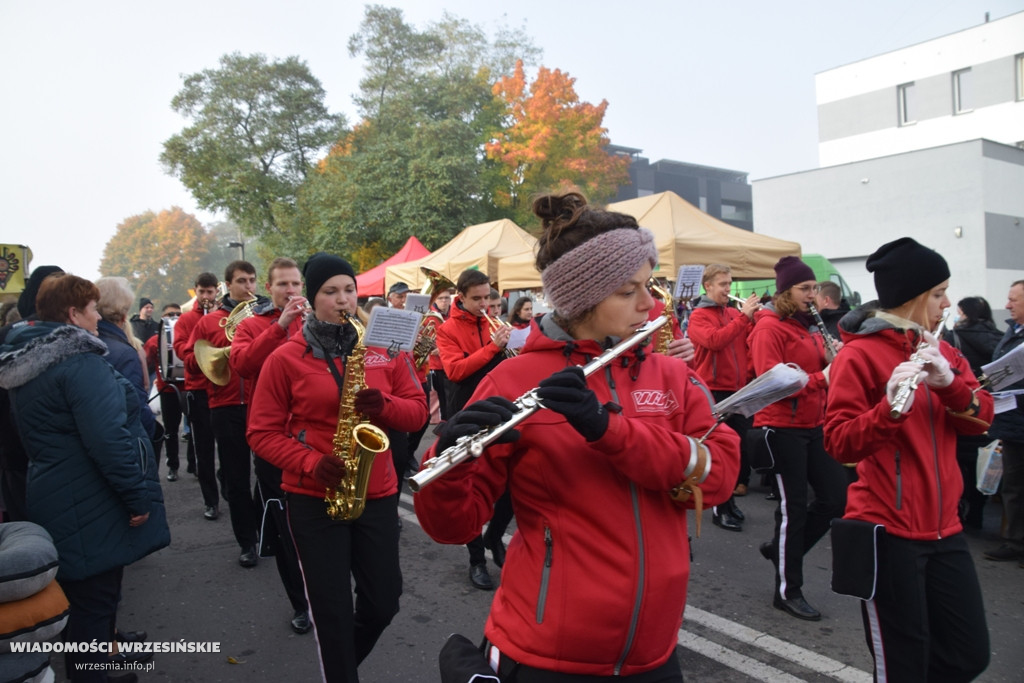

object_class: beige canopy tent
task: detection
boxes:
[384,218,537,292]
[606,191,801,279]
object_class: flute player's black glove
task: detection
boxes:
[536,367,610,442]
[436,396,521,454]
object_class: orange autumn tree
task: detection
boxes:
[486,60,630,227]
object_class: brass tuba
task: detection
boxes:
[325,312,391,520]
[413,267,454,369]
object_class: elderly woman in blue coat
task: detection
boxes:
[0,273,169,682]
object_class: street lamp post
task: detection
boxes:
[228,241,245,260]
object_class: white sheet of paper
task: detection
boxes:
[363,307,423,354]
[405,293,431,314]
[674,265,704,301]
[992,391,1022,414]
[508,325,531,351]
[981,342,1024,392]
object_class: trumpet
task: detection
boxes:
[888,310,951,418]
[485,312,518,358]
[728,293,763,309]
[408,316,668,492]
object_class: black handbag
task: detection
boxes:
[830,518,885,600]
[438,634,500,683]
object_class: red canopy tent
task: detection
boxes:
[355,236,431,297]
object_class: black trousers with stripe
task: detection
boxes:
[860,532,988,682]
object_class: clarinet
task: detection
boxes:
[408,316,668,492]
[807,303,839,363]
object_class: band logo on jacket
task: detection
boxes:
[365,349,391,369]
[631,389,679,414]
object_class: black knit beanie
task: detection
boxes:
[866,237,949,309]
[17,265,64,318]
[303,252,356,301]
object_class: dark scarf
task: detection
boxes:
[302,316,357,360]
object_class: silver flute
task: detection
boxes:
[888,310,951,419]
[407,316,669,492]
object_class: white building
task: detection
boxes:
[816,11,1024,167]
[753,12,1024,312]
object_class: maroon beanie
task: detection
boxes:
[774,256,815,294]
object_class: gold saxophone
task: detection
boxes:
[325,312,391,520]
[648,278,679,355]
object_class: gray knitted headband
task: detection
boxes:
[541,227,658,321]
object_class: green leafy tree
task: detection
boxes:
[295,7,537,263]
[161,53,345,240]
[100,208,213,307]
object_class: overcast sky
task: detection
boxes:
[2,0,1021,282]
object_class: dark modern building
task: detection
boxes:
[609,145,754,231]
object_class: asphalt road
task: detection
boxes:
[56,430,1024,682]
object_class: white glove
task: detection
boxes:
[917,332,953,388]
[886,361,926,413]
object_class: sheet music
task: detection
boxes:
[508,325,531,351]
[713,363,809,418]
[405,293,431,314]
[363,307,422,355]
[674,265,704,301]
[980,342,1024,392]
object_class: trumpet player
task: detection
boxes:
[247,253,427,683]
[173,272,221,523]
[689,264,759,530]
[185,260,265,568]
[812,280,849,340]
[230,257,311,634]
[434,268,511,589]
[824,238,993,682]
[416,192,739,681]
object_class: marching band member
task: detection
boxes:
[688,264,759,529]
[173,272,221,521]
[231,257,311,633]
[415,192,739,681]
[824,238,992,681]
[185,260,264,567]
[435,268,511,589]
[748,256,847,621]
[144,303,187,480]
[247,253,426,683]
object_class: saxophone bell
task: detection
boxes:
[324,312,392,520]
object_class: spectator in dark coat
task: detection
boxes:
[944,296,1003,529]
[0,265,63,522]
[0,273,169,682]
[97,277,156,439]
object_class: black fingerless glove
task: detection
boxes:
[436,396,521,453]
[535,367,610,442]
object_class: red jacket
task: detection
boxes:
[414,317,739,676]
[172,308,211,392]
[435,302,504,382]
[748,310,829,428]
[143,333,180,394]
[229,303,304,404]
[247,332,427,500]
[185,308,247,409]
[824,307,993,541]
[687,302,753,391]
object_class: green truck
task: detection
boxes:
[731,254,861,306]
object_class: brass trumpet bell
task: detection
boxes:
[194,339,231,386]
